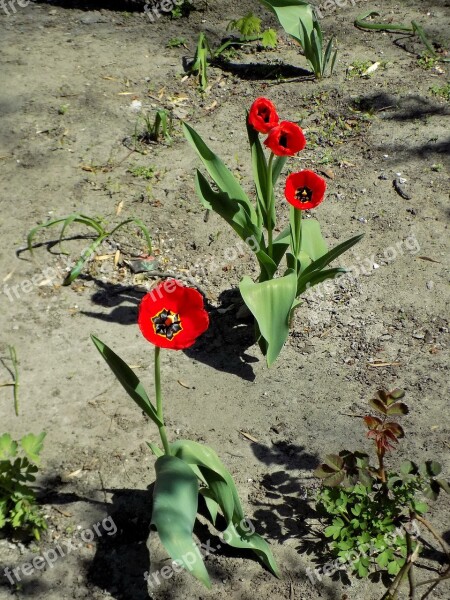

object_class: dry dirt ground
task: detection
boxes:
[0,1,449,599]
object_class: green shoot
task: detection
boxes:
[26,214,152,286]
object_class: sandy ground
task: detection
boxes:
[0,1,449,599]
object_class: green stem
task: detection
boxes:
[266,152,275,258]
[290,205,302,273]
[154,346,171,455]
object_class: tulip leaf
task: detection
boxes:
[221,519,281,578]
[240,271,297,366]
[169,440,279,577]
[183,122,258,224]
[300,233,364,279]
[91,335,163,427]
[257,0,314,44]
[151,455,211,588]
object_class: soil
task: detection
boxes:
[0,1,449,599]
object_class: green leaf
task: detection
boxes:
[386,402,409,416]
[262,29,277,48]
[300,233,363,279]
[436,479,450,494]
[324,454,344,471]
[20,433,46,464]
[0,434,18,460]
[146,442,164,458]
[412,500,428,514]
[91,335,162,427]
[169,440,279,578]
[239,271,297,366]
[183,122,257,221]
[151,455,210,588]
[221,519,281,578]
[246,120,271,230]
[369,397,387,415]
[257,0,314,43]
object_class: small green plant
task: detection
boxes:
[417,51,439,70]
[134,109,173,147]
[128,165,156,180]
[58,104,69,115]
[1,346,19,416]
[347,59,375,78]
[188,19,277,92]
[0,432,47,540]
[27,214,152,285]
[170,0,192,19]
[166,37,187,48]
[355,10,446,60]
[227,13,277,48]
[431,163,444,172]
[430,82,450,101]
[314,388,450,596]
[257,1,337,78]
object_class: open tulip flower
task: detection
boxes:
[183,97,363,365]
[91,279,279,588]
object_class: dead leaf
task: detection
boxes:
[114,250,121,267]
[177,380,191,389]
[116,199,124,216]
[417,256,441,264]
[239,430,259,443]
[318,167,334,179]
[368,361,401,368]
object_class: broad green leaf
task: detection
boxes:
[183,122,257,222]
[91,335,162,427]
[194,171,262,247]
[20,433,46,464]
[300,219,328,261]
[170,440,242,519]
[436,479,450,494]
[257,0,314,43]
[221,519,280,578]
[151,455,210,588]
[240,271,297,366]
[0,434,17,460]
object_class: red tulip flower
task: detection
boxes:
[284,170,327,210]
[138,280,209,350]
[264,121,306,156]
[248,97,279,134]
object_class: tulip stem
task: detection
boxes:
[154,346,171,456]
[267,152,275,258]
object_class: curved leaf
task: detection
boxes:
[91,335,162,427]
[183,122,257,224]
[258,0,314,43]
[151,455,210,588]
[240,271,297,366]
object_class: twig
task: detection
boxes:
[9,346,19,416]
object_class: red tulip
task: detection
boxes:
[284,170,326,210]
[264,121,306,156]
[138,280,209,349]
[248,97,279,134]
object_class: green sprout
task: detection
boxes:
[26,214,152,286]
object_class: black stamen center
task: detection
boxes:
[279,134,288,148]
[295,186,313,203]
[152,308,182,340]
